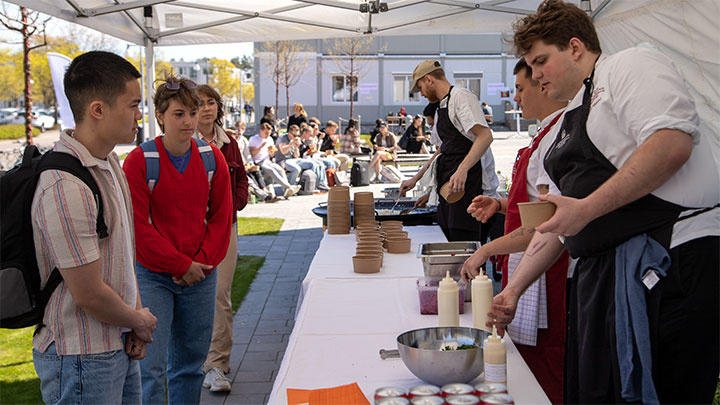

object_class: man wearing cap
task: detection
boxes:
[404,60,495,241]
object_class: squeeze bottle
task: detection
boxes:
[437,271,459,327]
[472,271,493,332]
[483,325,507,383]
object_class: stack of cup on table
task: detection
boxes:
[380,220,412,254]
[354,219,383,273]
[353,191,375,224]
[327,186,351,234]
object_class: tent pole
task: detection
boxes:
[145,37,156,139]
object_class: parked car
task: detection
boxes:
[8,110,56,131]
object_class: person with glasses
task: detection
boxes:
[123,76,233,404]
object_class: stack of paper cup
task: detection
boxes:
[353,191,375,225]
[327,186,351,234]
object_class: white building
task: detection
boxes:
[254,34,519,128]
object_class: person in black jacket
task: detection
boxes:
[287,103,307,129]
[368,118,384,146]
[403,115,427,153]
[260,105,278,141]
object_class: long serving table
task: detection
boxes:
[268,226,550,405]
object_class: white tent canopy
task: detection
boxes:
[7,0,719,143]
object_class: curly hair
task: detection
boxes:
[196,84,225,127]
[513,0,601,56]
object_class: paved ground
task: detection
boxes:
[2,127,529,404]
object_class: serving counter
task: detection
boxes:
[268,227,550,405]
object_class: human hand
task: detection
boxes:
[467,195,498,223]
[535,194,592,236]
[460,248,489,282]
[125,331,149,360]
[488,288,521,334]
[399,178,417,197]
[448,168,467,193]
[414,192,429,208]
[179,261,212,286]
[132,307,157,343]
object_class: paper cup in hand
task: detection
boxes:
[517,201,556,229]
[439,181,464,203]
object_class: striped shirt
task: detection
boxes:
[31,130,137,355]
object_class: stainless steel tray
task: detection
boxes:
[418,242,480,301]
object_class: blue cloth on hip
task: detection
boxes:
[615,234,671,405]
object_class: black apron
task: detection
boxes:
[543,69,688,403]
[435,87,485,235]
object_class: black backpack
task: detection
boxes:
[350,159,370,187]
[0,145,108,329]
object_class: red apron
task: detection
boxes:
[502,113,568,404]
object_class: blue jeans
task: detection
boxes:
[136,264,217,405]
[280,159,302,185]
[33,336,141,404]
[284,158,328,187]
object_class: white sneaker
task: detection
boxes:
[203,367,232,392]
[283,186,295,199]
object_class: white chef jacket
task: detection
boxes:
[436,87,499,197]
[564,46,719,248]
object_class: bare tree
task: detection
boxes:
[256,41,283,120]
[277,41,312,120]
[326,36,377,119]
[0,3,49,144]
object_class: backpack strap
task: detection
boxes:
[193,138,216,186]
[139,139,160,192]
[37,152,108,239]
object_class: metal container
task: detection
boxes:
[441,383,475,396]
[479,393,514,404]
[446,395,481,404]
[408,384,441,397]
[395,327,490,387]
[376,397,411,405]
[418,242,481,301]
[375,387,408,399]
[474,383,507,396]
[410,396,445,405]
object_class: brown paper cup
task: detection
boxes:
[517,201,556,229]
[352,255,381,273]
[439,181,464,203]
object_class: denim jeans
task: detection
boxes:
[33,336,141,404]
[280,159,302,185]
[136,264,217,405]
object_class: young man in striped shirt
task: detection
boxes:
[31,51,157,404]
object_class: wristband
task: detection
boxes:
[494,198,502,212]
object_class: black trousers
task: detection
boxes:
[565,236,719,404]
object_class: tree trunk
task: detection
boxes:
[285,85,290,123]
[349,58,355,120]
[21,7,33,145]
[274,70,279,121]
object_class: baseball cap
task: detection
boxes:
[411,60,443,93]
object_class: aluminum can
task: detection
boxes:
[375,387,408,399]
[410,396,445,405]
[479,393,514,404]
[445,394,481,404]
[473,383,507,396]
[375,397,411,405]
[441,383,475,397]
[408,384,441,397]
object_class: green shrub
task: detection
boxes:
[0,125,41,140]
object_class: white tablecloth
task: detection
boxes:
[268,278,550,405]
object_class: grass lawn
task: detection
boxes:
[237,217,284,236]
[0,327,41,404]
[231,255,265,314]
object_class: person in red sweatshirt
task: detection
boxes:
[122,76,232,405]
[194,84,249,392]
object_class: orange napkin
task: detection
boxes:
[287,382,370,405]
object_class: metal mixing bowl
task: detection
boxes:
[397,327,490,386]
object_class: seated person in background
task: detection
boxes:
[398,107,407,117]
[248,122,299,198]
[403,114,428,154]
[369,122,399,183]
[287,103,307,129]
[301,124,336,170]
[234,126,279,203]
[318,120,350,171]
[260,105,279,140]
[481,102,493,124]
[276,124,329,191]
[340,119,363,155]
[369,119,384,146]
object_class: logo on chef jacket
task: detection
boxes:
[554,128,571,150]
[591,87,606,107]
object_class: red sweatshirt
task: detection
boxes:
[123,137,232,278]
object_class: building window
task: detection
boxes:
[392,74,420,104]
[332,75,358,102]
[454,72,483,100]
[190,68,197,80]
